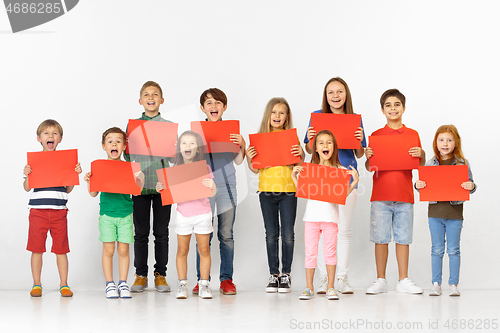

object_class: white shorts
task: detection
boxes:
[175,211,213,236]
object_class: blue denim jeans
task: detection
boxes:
[259,192,297,275]
[428,218,463,285]
[196,183,237,282]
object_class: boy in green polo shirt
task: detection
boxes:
[84,127,144,298]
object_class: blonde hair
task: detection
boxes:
[310,130,341,167]
[433,124,466,165]
[258,97,293,133]
[321,77,354,114]
[37,119,63,137]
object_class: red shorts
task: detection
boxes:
[27,209,69,254]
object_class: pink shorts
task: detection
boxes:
[304,221,338,268]
[27,209,69,254]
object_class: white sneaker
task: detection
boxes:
[326,288,339,300]
[105,282,119,299]
[429,282,441,296]
[317,276,328,294]
[118,282,132,299]
[176,280,188,299]
[449,285,460,297]
[396,278,423,294]
[337,277,354,294]
[299,288,314,300]
[366,278,388,294]
[199,280,213,299]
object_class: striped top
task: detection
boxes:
[28,186,68,209]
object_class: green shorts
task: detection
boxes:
[99,213,134,244]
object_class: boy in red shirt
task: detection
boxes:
[364,89,425,294]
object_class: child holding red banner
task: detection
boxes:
[365,89,425,295]
[156,131,217,299]
[194,88,246,295]
[292,130,358,300]
[246,97,304,293]
[124,81,174,293]
[23,119,82,297]
[415,125,476,297]
[304,77,366,294]
[84,127,145,298]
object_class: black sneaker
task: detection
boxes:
[278,273,291,293]
[266,275,279,293]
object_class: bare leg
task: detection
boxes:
[305,268,315,291]
[326,265,336,290]
[31,253,43,286]
[102,242,115,282]
[395,243,409,280]
[56,254,69,287]
[375,243,388,279]
[176,234,191,280]
[117,242,130,282]
[195,234,211,281]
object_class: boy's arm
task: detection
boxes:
[66,163,82,194]
[230,134,246,165]
[83,172,99,197]
[364,147,374,171]
[23,165,31,192]
[409,147,426,166]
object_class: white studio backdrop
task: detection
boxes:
[0,0,498,291]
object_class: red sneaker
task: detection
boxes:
[220,279,237,295]
[192,283,199,295]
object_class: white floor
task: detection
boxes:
[1,288,499,333]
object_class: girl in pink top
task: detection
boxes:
[156,131,216,299]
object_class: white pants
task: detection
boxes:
[316,189,357,279]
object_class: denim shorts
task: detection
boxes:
[370,201,413,245]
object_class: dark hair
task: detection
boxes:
[140,81,163,98]
[174,131,205,165]
[310,130,340,167]
[321,77,354,114]
[380,88,406,108]
[101,127,127,144]
[200,88,227,106]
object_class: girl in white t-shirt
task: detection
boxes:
[156,131,216,299]
[292,130,358,300]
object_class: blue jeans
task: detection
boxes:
[259,192,297,275]
[428,218,463,285]
[196,183,236,282]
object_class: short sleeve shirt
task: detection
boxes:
[370,125,421,204]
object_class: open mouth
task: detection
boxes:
[111,149,118,155]
[210,111,218,117]
[47,140,54,149]
[184,149,192,156]
[147,102,155,106]
[322,149,330,156]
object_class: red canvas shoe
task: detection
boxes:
[220,279,237,295]
[192,283,199,295]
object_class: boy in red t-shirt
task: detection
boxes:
[364,89,425,294]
